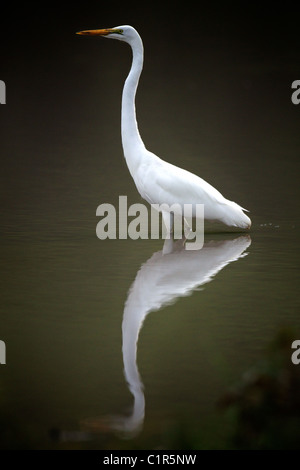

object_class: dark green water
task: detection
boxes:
[1,5,300,449]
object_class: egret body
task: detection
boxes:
[77,25,251,230]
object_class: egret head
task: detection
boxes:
[76,25,138,44]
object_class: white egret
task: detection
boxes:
[77,25,251,230]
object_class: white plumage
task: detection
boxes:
[77,25,251,230]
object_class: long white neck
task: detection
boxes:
[121,33,145,175]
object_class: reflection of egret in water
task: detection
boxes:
[83,235,251,438]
